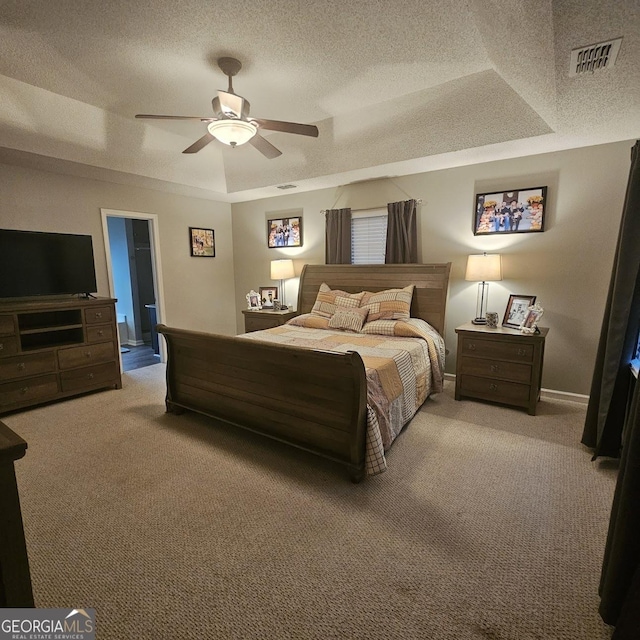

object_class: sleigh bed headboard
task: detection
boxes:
[296,263,451,336]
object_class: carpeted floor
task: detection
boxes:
[3,365,617,639]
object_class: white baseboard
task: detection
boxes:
[443,373,589,405]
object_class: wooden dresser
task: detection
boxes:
[242,309,298,333]
[0,297,122,414]
[455,323,548,415]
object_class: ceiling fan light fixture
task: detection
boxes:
[207,119,257,147]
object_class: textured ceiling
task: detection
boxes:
[0,0,638,202]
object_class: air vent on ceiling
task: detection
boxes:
[276,184,297,190]
[570,37,622,76]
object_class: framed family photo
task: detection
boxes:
[259,286,278,308]
[473,186,547,236]
[503,294,537,329]
[267,216,303,248]
[189,227,215,257]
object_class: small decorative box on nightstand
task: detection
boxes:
[455,322,548,415]
[242,309,298,333]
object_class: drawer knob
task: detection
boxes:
[17,362,26,371]
[85,351,92,358]
[95,312,102,319]
[490,364,499,373]
[0,343,3,351]
[87,373,95,380]
[517,348,526,356]
[489,383,498,392]
[97,330,104,336]
[467,344,476,351]
[20,387,28,395]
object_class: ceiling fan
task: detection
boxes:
[135,57,319,159]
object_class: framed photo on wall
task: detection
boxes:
[473,186,547,236]
[267,216,303,248]
[189,227,215,257]
[503,294,537,328]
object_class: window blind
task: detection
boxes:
[351,213,387,264]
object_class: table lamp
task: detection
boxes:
[270,259,295,309]
[465,253,502,324]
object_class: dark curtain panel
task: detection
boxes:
[582,141,640,457]
[325,208,352,264]
[602,377,640,631]
[580,141,640,630]
[385,199,418,264]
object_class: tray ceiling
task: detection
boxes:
[0,0,638,202]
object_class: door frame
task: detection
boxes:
[100,208,166,363]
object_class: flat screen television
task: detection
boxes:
[0,229,98,298]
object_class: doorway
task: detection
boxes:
[101,209,165,372]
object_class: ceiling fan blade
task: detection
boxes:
[248,134,282,159]
[136,114,214,121]
[252,119,319,137]
[217,91,248,119]
[182,132,216,154]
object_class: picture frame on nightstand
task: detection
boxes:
[503,294,536,328]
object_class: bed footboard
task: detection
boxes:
[157,325,368,481]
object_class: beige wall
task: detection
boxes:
[0,163,237,335]
[232,140,634,395]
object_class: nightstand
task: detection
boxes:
[242,309,298,333]
[455,322,548,415]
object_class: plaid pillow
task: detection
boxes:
[310,283,365,319]
[328,306,369,332]
[360,285,414,322]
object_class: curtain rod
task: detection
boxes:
[321,199,422,214]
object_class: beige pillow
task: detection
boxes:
[360,285,414,322]
[328,306,369,332]
[310,283,365,319]
[286,313,330,330]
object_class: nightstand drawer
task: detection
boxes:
[0,352,56,382]
[0,336,19,358]
[58,341,115,370]
[459,374,530,403]
[459,356,532,384]
[0,375,59,408]
[460,337,533,362]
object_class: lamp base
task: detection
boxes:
[471,317,487,325]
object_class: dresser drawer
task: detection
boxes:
[0,352,56,382]
[0,315,15,336]
[0,336,19,357]
[0,375,59,409]
[459,374,530,403]
[58,341,115,370]
[86,324,115,343]
[84,306,114,325]
[60,362,119,393]
[459,356,532,384]
[460,337,533,363]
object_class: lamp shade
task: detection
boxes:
[271,259,295,281]
[465,253,502,282]
[207,119,257,146]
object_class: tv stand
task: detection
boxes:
[0,297,122,414]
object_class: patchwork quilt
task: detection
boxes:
[239,318,445,475]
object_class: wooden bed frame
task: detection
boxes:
[157,263,451,481]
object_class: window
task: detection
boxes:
[351,209,387,264]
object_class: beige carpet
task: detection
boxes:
[3,365,617,639]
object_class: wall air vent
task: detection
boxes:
[276,184,297,190]
[570,37,622,76]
